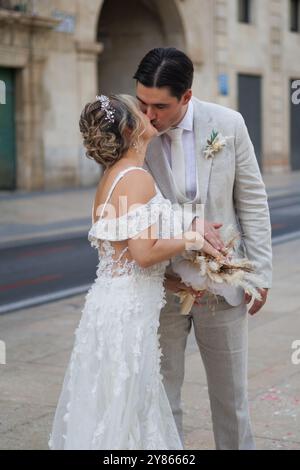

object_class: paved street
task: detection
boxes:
[0,171,299,450]
[1,173,300,315]
[0,237,299,450]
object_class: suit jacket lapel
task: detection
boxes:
[145,98,216,206]
[144,137,178,203]
[193,98,214,207]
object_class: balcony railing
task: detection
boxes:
[0,0,48,15]
[0,1,62,30]
[0,1,74,33]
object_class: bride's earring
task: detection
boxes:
[132,141,139,152]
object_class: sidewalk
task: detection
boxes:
[0,237,299,450]
[0,170,300,248]
[0,186,94,248]
[263,170,300,198]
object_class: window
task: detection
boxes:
[238,0,251,24]
[290,0,300,32]
[0,1,28,13]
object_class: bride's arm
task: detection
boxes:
[133,232,221,268]
[118,170,221,268]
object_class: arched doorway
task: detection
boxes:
[96,0,186,95]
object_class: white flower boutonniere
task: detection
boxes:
[204,129,230,159]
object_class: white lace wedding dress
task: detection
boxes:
[48,166,184,450]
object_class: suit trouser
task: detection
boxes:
[158,290,255,450]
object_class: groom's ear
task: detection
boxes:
[182,89,192,105]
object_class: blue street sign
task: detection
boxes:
[218,74,229,96]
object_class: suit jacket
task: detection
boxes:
[143,96,272,306]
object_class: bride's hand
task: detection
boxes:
[189,218,227,255]
[183,231,225,260]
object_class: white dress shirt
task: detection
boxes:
[161,100,197,200]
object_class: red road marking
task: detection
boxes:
[0,274,62,292]
[271,223,286,230]
[16,244,73,259]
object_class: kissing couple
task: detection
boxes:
[49,47,272,450]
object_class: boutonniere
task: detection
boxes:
[204,129,229,159]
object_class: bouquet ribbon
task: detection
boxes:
[174,291,202,316]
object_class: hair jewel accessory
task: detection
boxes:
[96,95,115,123]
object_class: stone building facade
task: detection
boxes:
[0,0,299,190]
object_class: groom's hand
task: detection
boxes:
[165,275,204,303]
[191,218,227,254]
[245,288,269,315]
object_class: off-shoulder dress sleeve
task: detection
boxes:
[88,193,185,247]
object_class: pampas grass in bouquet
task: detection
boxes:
[172,225,265,315]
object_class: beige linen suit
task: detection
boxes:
[143,96,272,449]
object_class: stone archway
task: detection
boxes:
[96,0,186,95]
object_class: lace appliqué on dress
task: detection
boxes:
[48,174,184,450]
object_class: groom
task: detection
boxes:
[133,48,272,450]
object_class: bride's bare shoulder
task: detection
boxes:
[95,166,156,214]
[119,169,156,204]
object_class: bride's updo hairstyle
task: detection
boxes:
[79,94,144,169]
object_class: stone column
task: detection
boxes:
[214,0,230,107]
[265,0,288,171]
[17,52,47,190]
[76,40,104,186]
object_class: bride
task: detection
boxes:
[48,94,222,450]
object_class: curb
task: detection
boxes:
[0,229,89,250]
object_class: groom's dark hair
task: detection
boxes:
[133,47,194,100]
